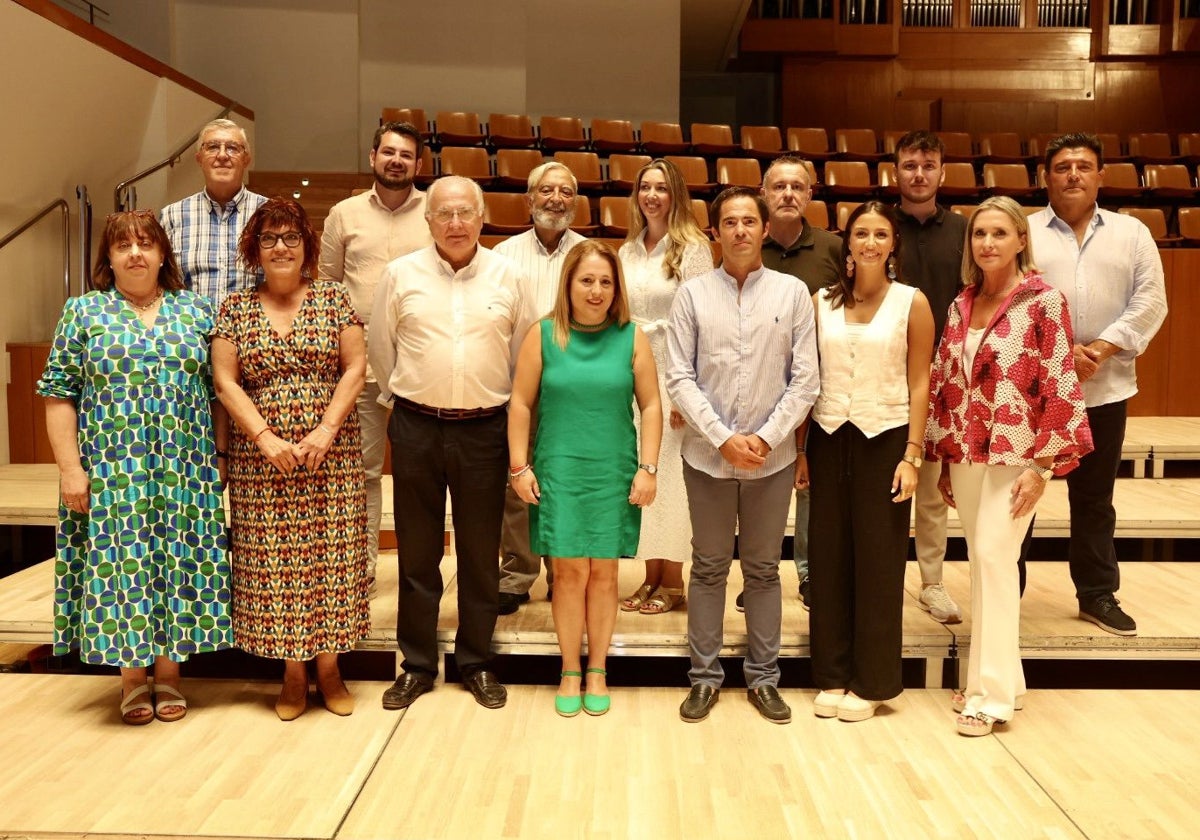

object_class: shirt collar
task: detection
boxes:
[1044,203,1104,233]
[767,221,814,254]
[895,204,947,227]
[532,228,573,257]
[433,243,482,278]
[202,186,247,214]
[636,229,667,257]
[368,184,424,215]
[716,261,766,289]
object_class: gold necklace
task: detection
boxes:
[120,287,163,313]
[570,316,611,332]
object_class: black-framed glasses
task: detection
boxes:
[258,231,302,248]
[200,140,247,158]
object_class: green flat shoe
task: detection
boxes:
[583,667,610,716]
[555,670,583,717]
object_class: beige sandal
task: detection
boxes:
[640,586,685,614]
[620,583,656,612]
[120,684,154,726]
[154,684,188,722]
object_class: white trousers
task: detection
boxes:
[950,462,1034,721]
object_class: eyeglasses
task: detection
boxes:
[258,231,302,248]
[430,207,480,224]
[105,209,155,222]
[200,141,247,158]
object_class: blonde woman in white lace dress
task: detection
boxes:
[618,159,715,615]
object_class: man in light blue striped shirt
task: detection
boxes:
[161,119,267,311]
[667,187,820,724]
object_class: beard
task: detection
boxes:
[532,206,572,232]
[375,166,413,191]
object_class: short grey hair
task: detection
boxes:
[198,118,249,152]
[526,161,577,195]
[426,175,485,215]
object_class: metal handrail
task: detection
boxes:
[0,198,71,304]
[77,185,93,296]
[113,103,239,211]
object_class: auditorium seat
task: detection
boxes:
[823,160,873,199]
[938,131,979,163]
[381,107,430,139]
[590,119,638,155]
[606,154,650,193]
[1178,206,1200,245]
[1128,132,1177,165]
[716,157,763,188]
[835,201,863,232]
[786,127,834,162]
[940,162,982,200]
[1098,162,1144,201]
[639,121,689,156]
[416,147,436,187]
[1118,207,1182,247]
[1179,133,1200,166]
[740,125,785,161]
[951,204,979,218]
[435,111,485,147]
[835,128,887,162]
[690,198,711,233]
[1143,164,1196,201]
[1097,133,1128,162]
[979,132,1033,165]
[539,116,589,152]
[665,155,718,196]
[488,113,538,149]
[599,196,630,238]
[983,163,1038,201]
[438,146,494,187]
[805,199,831,230]
[881,130,907,154]
[1027,133,1060,159]
[483,192,532,235]
[691,123,738,157]
[553,151,605,192]
[877,161,899,197]
[495,149,545,189]
[569,195,599,235]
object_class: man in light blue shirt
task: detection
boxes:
[1029,132,1167,636]
[667,186,820,724]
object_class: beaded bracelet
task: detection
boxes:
[319,424,337,435]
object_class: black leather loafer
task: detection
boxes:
[382,672,435,710]
[679,684,720,722]
[464,670,508,709]
[748,685,792,724]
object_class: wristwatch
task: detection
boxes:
[901,454,922,469]
[1035,466,1054,482]
[639,463,658,475]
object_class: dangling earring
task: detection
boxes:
[886,255,897,281]
[845,255,855,278]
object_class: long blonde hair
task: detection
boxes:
[550,241,631,349]
[625,159,709,282]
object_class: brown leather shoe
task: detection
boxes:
[381,672,434,710]
[463,670,507,709]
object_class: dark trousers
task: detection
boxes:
[808,423,910,701]
[1066,400,1127,602]
[389,405,508,679]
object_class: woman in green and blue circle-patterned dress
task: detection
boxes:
[38,210,232,725]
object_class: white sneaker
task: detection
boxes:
[919,583,962,624]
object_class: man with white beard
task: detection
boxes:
[319,121,433,592]
[493,162,587,614]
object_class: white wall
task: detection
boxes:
[171,0,681,172]
[0,1,247,463]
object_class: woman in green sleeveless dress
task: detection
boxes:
[509,241,662,717]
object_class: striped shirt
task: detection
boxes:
[493,227,586,322]
[666,264,820,479]
[160,186,267,311]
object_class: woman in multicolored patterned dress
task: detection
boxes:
[40,210,232,725]
[212,198,369,721]
[927,196,1092,736]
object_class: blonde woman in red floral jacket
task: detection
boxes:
[926,196,1093,737]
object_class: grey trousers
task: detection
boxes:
[499,424,552,595]
[683,462,793,689]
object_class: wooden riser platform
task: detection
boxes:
[0,675,1195,840]
[6,558,1200,683]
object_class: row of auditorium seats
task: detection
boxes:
[246,171,1200,244]
[380,109,1200,169]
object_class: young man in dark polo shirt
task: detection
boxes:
[893,131,967,625]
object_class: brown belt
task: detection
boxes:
[394,396,507,421]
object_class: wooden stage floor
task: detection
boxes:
[0,674,1196,840]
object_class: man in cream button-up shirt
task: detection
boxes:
[370,176,532,712]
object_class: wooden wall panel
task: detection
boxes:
[1165,250,1200,416]
[6,343,52,464]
